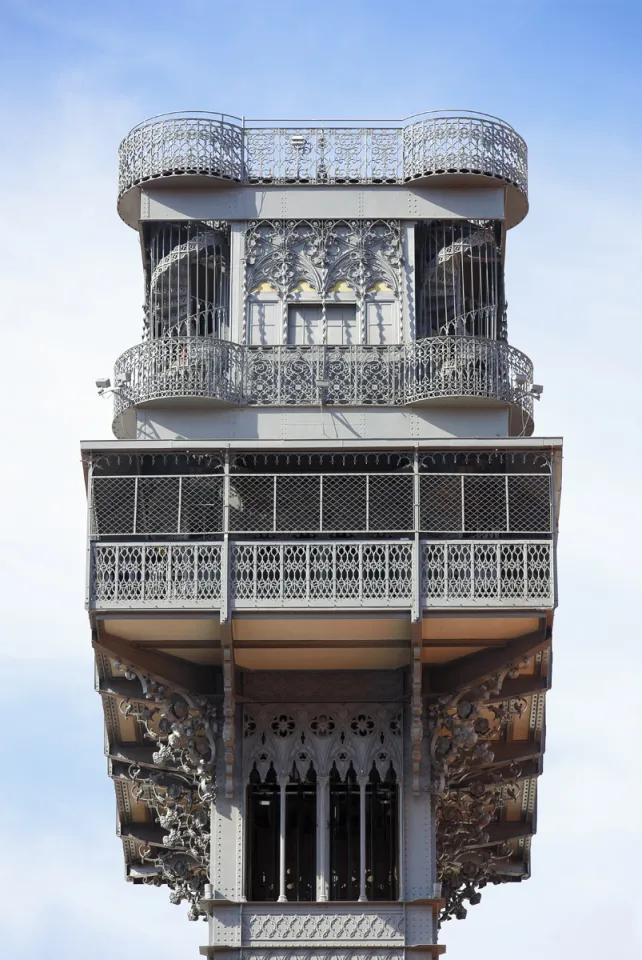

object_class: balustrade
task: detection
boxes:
[118,111,527,199]
[89,539,553,611]
[112,335,533,420]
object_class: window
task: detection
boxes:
[366,301,394,345]
[247,763,399,902]
[288,305,322,344]
[249,301,280,345]
[246,775,279,901]
[287,304,358,345]
[326,304,358,345]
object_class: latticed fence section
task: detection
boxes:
[91,476,225,536]
[112,336,534,421]
[118,112,527,198]
[419,474,551,534]
[230,541,413,607]
[91,542,223,608]
[91,472,549,537]
[89,539,554,610]
[421,541,553,606]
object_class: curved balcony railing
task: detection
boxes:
[112,335,533,420]
[118,110,527,200]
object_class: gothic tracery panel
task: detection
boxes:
[242,704,403,782]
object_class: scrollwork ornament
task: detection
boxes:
[115,661,217,917]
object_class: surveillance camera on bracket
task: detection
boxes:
[95,377,111,390]
[530,384,544,398]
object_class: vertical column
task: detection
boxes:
[316,775,329,901]
[358,775,369,902]
[278,776,288,903]
[397,780,404,902]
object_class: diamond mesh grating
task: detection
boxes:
[368,475,414,531]
[276,476,320,532]
[321,475,367,531]
[419,475,462,532]
[91,477,136,536]
[180,477,224,534]
[463,476,507,533]
[229,476,274,532]
[136,477,180,534]
[507,475,551,532]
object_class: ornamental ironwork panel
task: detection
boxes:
[118,113,244,196]
[421,540,553,606]
[242,704,402,782]
[89,538,553,611]
[112,335,533,417]
[402,114,527,192]
[230,541,413,607]
[118,112,527,198]
[244,219,403,301]
[91,542,223,608]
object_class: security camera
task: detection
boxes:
[530,384,544,398]
[514,373,527,386]
[95,377,111,390]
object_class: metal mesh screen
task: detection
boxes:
[419,475,462,532]
[229,476,274,532]
[368,475,414,531]
[90,470,551,537]
[507,475,551,532]
[91,477,136,536]
[275,476,320,531]
[180,476,224,533]
[136,477,180,534]
[463,476,507,532]
[321,475,368,531]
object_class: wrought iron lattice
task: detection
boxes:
[92,542,223,607]
[230,541,413,607]
[91,472,549,538]
[112,335,533,418]
[421,540,553,606]
[89,539,553,610]
[118,111,527,198]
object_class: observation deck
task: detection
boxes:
[117,110,528,228]
[112,333,534,437]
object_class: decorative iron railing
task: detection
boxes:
[90,472,551,538]
[112,335,533,418]
[89,539,554,611]
[118,111,527,199]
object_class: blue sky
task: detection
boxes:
[0,2,640,958]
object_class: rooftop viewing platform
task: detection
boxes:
[118,110,528,225]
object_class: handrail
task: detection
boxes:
[112,334,533,420]
[118,111,527,198]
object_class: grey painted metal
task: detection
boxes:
[140,184,506,224]
[118,110,527,199]
[112,334,533,418]
[90,471,552,538]
[88,538,554,612]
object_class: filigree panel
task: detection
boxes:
[242,704,402,782]
[244,219,402,302]
[243,909,405,943]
